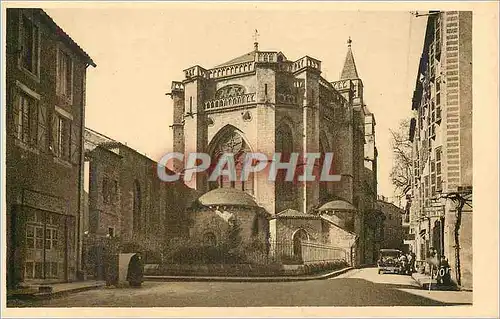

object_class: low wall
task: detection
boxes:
[144,260,348,277]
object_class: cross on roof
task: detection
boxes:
[253,29,260,43]
[253,29,259,50]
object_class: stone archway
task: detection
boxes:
[292,228,309,259]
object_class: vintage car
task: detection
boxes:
[377,249,402,274]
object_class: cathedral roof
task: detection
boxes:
[318,200,357,212]
[216,51,255,67]
[340,38,359,80]
[197,187,259,208]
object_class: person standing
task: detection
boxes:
[408,251,416,273]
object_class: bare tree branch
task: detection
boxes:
[390,119,412,200]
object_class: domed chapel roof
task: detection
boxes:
[318,200,356,212]
[197,187,259,208]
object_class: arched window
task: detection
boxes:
[209,128,254,195]
[251,215,260,236]
[319,135,330,202]
[293,229,309,258]
[133,180,141,234]
[203,232,217,247]
[276,122,295,198]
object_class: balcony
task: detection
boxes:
[208,61,255,79]
[256,51,279,63]
[184,65,209,80]
[331,79,353,91]
[292,56,321,72]
[171,81,184,92]
[204,93,256,111]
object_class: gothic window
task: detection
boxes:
[319,137,329,202]
[276,122,295,198]
[215,85,245,99]
[133,180,141,234]
[209,128,254,195]
[251,215,259,236]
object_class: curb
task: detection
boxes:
[411,273,460,291]
[144,266,354,283]
[7,283,106,301]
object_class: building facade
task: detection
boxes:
[82,128,196,279]
[408,11,472,289]
[5,9,95,287]
[376,197,404,251]
[168,40,381,265]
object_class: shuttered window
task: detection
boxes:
[56,49,73,101]
[13,90,38,146]
[52,114,71,161]
[20,14,40,76]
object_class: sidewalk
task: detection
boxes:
[411,272,460,291]
[7,280,106,301]
[144,266,353,282]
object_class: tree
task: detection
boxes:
[440,188,473,287]
[389,119,413,205]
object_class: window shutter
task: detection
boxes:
[70,123,80,164]
[56,51,60,95]
[37,102,46,151]
[11,87,20,138]
[29,101,38,146]
[51,114,59,156]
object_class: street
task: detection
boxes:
[12,268,472,307]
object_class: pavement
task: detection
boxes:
[6,267,473,307]
[7,280,106,302]
[411,272,461,291]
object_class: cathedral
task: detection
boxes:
[168,39,382,266]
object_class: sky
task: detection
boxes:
[44,4,427,200]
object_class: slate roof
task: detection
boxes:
[215,51,256,67]
[39,9,96,67]
[340,46,359,80]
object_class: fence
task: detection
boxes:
[300,241,349,264]
[268,240,350,265]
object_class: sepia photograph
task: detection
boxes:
[1,1,498,317]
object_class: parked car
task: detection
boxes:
[377,249,402,274]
